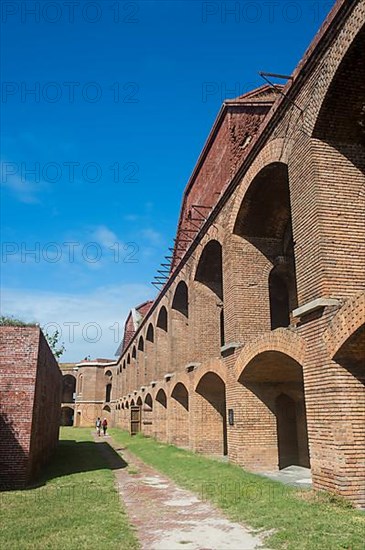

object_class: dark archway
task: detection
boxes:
[60,406,74,426]
[194,240,224,357]
[234,162,298,330]
[269,267,290,330]
[239,351,310,471]
[157,306,168,331]
[146,323,154,343]
[138,336,144,352]
[62,374,76,403]
[172,281,189,318]
[105,383,112,403]
[171,281,190,371]
[170,383,189,448]
[196,373,227,456]
[156,307,169,378]
[313,23,365,165]
[145,393,153,410]
[155,389,167,441]
[276,393,300,468]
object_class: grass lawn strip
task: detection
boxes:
[0,427,139,550]
[110,429,365,550]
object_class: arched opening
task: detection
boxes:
[102,405,111,427]
[126,353,134,391]
[156,307,169,379]
[60,406,74,426]
[138,336,146,386]
[220,310,225,348]
[155,389,167,441]
[269,267,290,330]
[196,373,227,456]
[141,393,153,436]
[138,336,144,352]
[130,398,141,435]
[62,374,76,403]
[238,351,310,471]
[171,281,190,371]
[157,306,168,331]
[145,393,153,410]
[131,346,139,389]
[105,383,112,403]
[146,323,154,342]
[194,240,224,360]
[172,281,189,318]
[234,162,298,331]
[305,25,365,300]
[145,324,155,385]
[170,383,189,448]
[276,393,300,469]
[313,24,365,162]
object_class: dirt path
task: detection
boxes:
[95,434,268,550]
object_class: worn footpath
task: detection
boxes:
[95,434,269,550]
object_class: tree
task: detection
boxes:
[43,329,66,359]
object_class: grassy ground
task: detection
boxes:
[0,428,139,550]
[110,429,365,550]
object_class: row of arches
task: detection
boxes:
[116,346,311,472]
[118,163,297,396]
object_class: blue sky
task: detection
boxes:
[0,0,333,360]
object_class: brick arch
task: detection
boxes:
[228,138,290,234]
[188,224,226,280]
[234,329,306,381]
[323,293,365,359]
[310,15,365,139]
[153,381,169,400]
[168,372,191,398]
[193,359,226,391]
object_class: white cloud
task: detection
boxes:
[1,283,152,362]
[0,159,50,204]
[1,172,41,204]
[92,225,118,248]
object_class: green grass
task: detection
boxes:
[110,429,365,550]
[0,428,139,549]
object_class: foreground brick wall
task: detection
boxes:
[0,327,62,488]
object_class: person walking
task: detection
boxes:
[95,417,101,436]
[102,417,108,436]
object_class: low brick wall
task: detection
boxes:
[0,326,62,489]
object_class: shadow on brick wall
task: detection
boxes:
[0,412,29,491]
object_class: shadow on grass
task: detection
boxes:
[21,439,129,490]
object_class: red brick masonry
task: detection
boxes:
[0,327,62,488]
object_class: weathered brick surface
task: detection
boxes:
[83,1,365,508]
[0,327,62,488]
